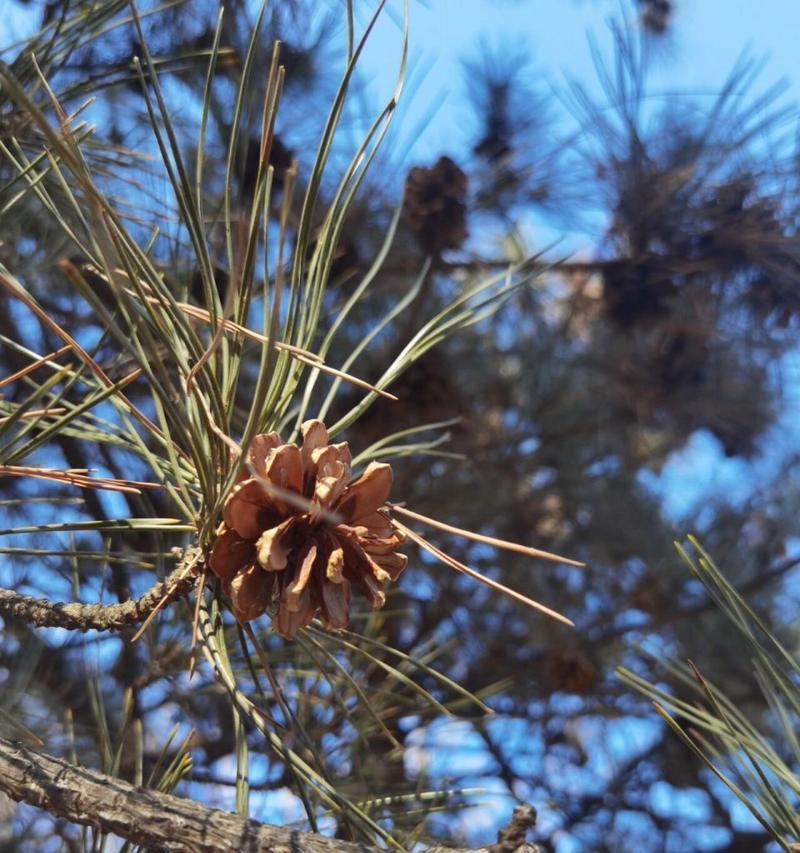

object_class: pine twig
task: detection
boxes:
[487,804,542,853]
[0,547,202,633]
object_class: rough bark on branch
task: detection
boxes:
[0,734,361,852]
[0,549,202,632]
[0,736,539,853]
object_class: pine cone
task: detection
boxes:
[209,420,406,638]
[404,156,469,255]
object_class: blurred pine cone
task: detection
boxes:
[404,156,469,256]
[639,0,673,34]
[545,649,598,695]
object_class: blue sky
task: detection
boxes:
[359,0,800,164]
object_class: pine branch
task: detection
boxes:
[0,735,540,853]
[0,734,362,853]
[0,548,202,632]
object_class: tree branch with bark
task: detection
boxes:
[0,736,540,853]
[0,548,203,633]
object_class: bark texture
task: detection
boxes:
[0,735,370,852]
[0,736,540,852]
